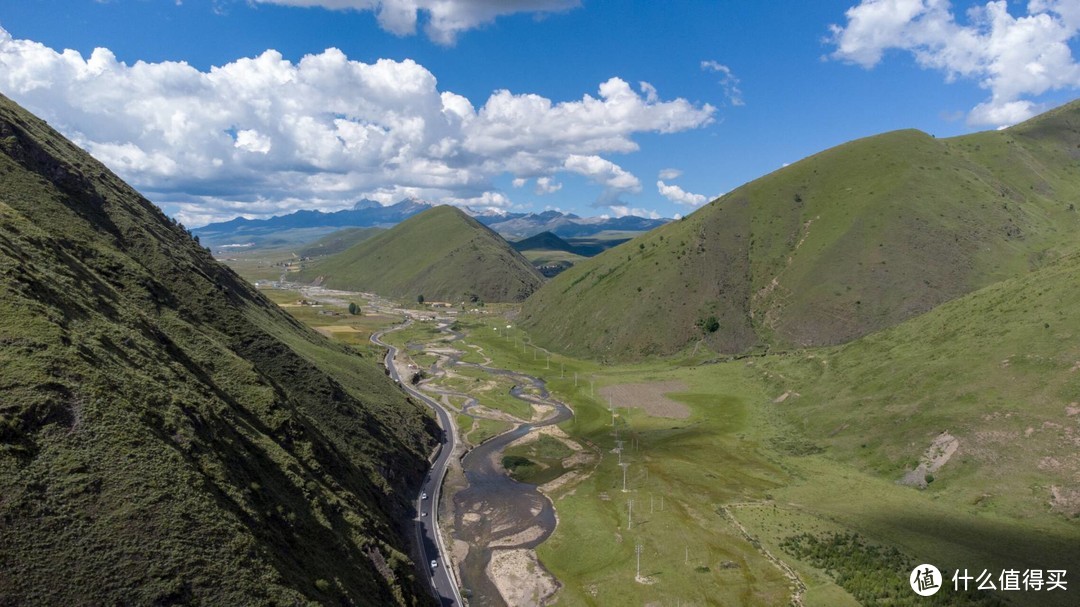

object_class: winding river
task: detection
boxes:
[420,324,572,606]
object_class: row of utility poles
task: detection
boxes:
[496,319,698,593]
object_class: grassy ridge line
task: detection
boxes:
[521,100,1080,360]
[298,205,544,303]
[510,231,578,254]
[295,226,384,258]
[0,93,438,605]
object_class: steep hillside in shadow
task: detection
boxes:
[0,93,438,605]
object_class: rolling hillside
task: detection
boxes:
[511,230,578,255]
[521,99,1080,359]
[0,94,438,605]
[761,244,1080,521]
[298,205,544,303]
[296,226,384,258]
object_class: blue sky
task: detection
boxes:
[1,0,1079,226]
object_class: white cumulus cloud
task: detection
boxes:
[0,26,714,225]
[658,167,682,180]
[565,152,639,194]
[829,0,1080,127]
[657,180,708,206]
[251,0,581,45]
[535,176,562,194]
[234,129,272,153]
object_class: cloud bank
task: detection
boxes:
[0,27,714,225]
[830,0,1080,127]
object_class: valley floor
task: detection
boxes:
[256,285,1079,607]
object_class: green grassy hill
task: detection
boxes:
[0,94,438,605]
[511,230,577,254]
[298,205,544,303]
[297,226,384,258]
[761,242,1080,521]
[521,100,1080,360]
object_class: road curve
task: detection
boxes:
[372,321,464,607]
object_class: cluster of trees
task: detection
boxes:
[779,532,1003,606]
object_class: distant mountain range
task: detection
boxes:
[472,209,670,239]
[193,199,670,246]
[193,198,431,246]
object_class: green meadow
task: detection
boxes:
[445,312,1080,606]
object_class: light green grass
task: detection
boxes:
[454,309,1080,606]
[465,417,513,446]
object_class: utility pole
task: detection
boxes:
[628,498,633,529]
[620,462,629,492]
[636,543,643,580]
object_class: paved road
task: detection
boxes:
[371,322,463,607]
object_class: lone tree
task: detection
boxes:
[698,315,720,334]
[348,302,360,315]
[417,294,425,305]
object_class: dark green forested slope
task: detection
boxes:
[297,205,544,303]
[521,100,1080,360]
[0,93,438,605]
